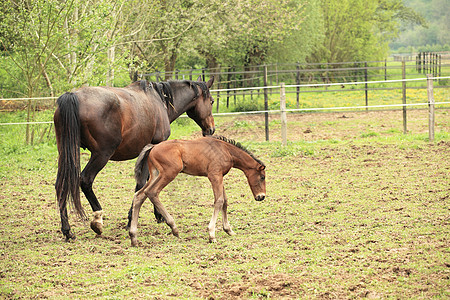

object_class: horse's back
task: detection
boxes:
[70,84,169,160]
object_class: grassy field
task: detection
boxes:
[1,103,450,298]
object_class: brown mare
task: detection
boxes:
[54,77,215,241]
[129,135,266,246]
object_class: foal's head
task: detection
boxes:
[247,163,266,201]
[186,76,215,136]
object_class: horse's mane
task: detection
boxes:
[212,135,265,167]
[138,79,210,111]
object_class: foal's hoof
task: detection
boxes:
[225,230,236,236]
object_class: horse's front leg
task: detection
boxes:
[221,188,235,237]
[208,176,225,243]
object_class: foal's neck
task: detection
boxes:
[228,145,259,172]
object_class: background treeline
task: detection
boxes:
[0,0,444,98]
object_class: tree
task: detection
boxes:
[0,0,126,143]
[196,0,314,67]
[308,0,426,63]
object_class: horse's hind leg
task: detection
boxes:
[221,188,235,237]
[147,192,179,238]
[80,152,113,235]
[60,200,76,241]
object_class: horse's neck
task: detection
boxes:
[228,145,257,173]
[167,84,196,122]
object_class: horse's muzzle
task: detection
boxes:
[255,194,265,201]
[203,127,215,136]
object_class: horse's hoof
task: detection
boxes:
[90,210,103,235]
[209,238,217,243]
[225,230,236,236]
[90,221,103,235]
[64,232,76,242]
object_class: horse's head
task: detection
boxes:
[186,76,215,136]
[247,163,266,201]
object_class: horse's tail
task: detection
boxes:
[54,92,86,220]
[134,143,165,223]
[134,144,154,186]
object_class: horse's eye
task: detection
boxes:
[261,175,265,181]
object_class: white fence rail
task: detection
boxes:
[1,76,449,143]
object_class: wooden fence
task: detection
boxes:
[140,54,450,112]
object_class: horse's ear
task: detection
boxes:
[258,164,265,171]
[206,76,215,88]
[197,75,202,81]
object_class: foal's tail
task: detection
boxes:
[54,92,86,220]
[134,144,154,186]
[134,144,165,223]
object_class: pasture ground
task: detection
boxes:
[0,109,449,299]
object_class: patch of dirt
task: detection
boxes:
[196,273,307,299]
[211,109,450,142]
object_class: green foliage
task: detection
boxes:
[308,0,428,63]
[390,0,449,50]
[232,98,264,112]
[0,0,438,101]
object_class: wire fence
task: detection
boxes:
[1,76,449,127]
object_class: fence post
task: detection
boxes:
[280,83,287,146]
[402,59,407,134]
[364,62,368,111]
[264,65,269,141]
[226,68,231,108]
[296,62,300,109]
[427,74,435,142]
[384,59,387,81]
[438,55,442,85]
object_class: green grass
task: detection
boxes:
[0,94,449,298]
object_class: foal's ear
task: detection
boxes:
[258,165,265,171]
[197,75,203,82]
[206,76,215,88]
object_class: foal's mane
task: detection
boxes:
[212,135,265,167]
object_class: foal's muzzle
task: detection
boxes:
[255,194,265,201]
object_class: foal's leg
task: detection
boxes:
[221,188,235,237]
[146,172,180,238]
[126,164,149,229]
[207,175,225,243]
[129,189,148,247]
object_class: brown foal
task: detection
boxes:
[129,136,266,246]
